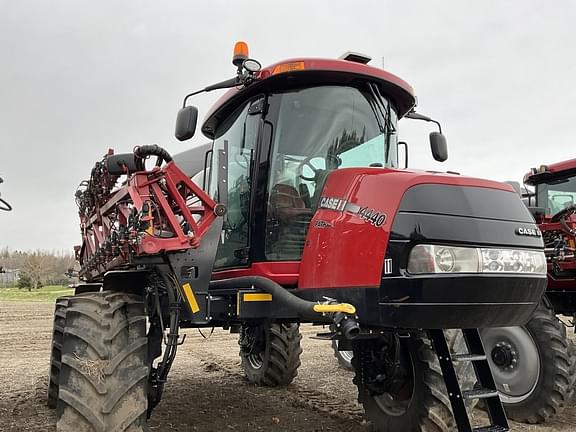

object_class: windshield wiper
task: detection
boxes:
[364,86,386,134]
[368,83,396,135]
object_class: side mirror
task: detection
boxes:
[175,106,199,141]
[430,132,448,162]
[398,141,408,169]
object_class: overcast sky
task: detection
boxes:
[1,1,575,252]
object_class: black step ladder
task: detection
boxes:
[429,328,509,432]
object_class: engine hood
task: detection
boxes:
[298,167,541,290]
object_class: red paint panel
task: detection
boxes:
[212,262,300,286]
[299,168,513,290]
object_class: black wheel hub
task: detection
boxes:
[491,342,514,368]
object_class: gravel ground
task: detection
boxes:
[0,301,574,431]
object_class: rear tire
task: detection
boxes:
[354,330,476,432]
[480,300,573,424]
[239,322,302,386]
[56,291,149,432]
[47,296,70,409]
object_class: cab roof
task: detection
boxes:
[524,158,576,185]
[201,57,416,139]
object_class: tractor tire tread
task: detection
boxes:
[56,291,148,432]
[241,323,302,387]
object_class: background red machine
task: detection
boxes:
[477,160,576,424]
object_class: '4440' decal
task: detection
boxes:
[357,206,386,227]
[318,196,387,228]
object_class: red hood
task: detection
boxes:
[299,167,520,289]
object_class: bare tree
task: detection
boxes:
[21,252,50,291]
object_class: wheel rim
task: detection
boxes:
[372,344,414,417]
[481,326,540,403]
[334,340,354,364]
[247,352,264,370]
[242,326,266,370]
[340,350,354,363]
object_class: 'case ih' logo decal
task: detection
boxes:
[515,227,542,237]
[319,197,347,211]
[318,196,387,228]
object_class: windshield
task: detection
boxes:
[536,176,576,215]
[266,85,397,196]
[268,85,396,167]
[264,85,398,260]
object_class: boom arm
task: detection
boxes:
[75,146,223,281]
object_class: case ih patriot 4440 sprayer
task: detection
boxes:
[48,43,548,432]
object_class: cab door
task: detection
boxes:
[209,98,262,269]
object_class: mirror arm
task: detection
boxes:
[182,89,205,108]
[182,77,239,108]
[404,111,442,133]
[429,119,442,134]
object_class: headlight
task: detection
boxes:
[407,244,546,275]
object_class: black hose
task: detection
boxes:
[210,276,321,318]
[134,144,173,165]
[211,277,361,339]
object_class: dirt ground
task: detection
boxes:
[0,302,575,432]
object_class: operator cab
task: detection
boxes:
[175,43,448,276]
[206,84,400,268]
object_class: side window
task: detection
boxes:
[211,100,260,269]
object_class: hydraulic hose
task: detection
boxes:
[134,144,173,166]
[209,276,359,337]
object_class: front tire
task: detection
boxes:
[56,291,149,432]
[354,330,475,432]
[480,300,573,423]
[239,322,302,386]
